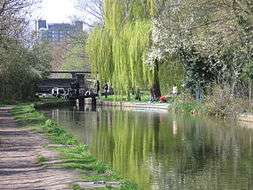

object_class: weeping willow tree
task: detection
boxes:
[86,0,159,95]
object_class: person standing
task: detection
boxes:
[135,88,141,101]
[104,83,109,98]
[172,85,178,97]
[96,80,100,95]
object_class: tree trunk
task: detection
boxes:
[249,78,252,104]
[151,60,161,100]
[231,72,238,97]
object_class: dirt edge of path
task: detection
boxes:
[0,106,120,190]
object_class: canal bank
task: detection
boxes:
[43,104,253,190]
[34,97,201,114]
[0,104,137,190]
[99,100,170,110]
[84,98,170,111]
[238,113,253,129]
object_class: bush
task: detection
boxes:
[205,85,248,118]
[169,91,206,115]
[0,38,51,101]
[173,91,195,103]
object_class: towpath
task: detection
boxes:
[0,106,115,190]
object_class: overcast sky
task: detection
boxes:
[33,0,78,23]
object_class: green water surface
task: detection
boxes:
[43,106,253,190]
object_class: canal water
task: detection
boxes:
[42,106,253,190]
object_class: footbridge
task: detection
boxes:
[38,71,95,93]
[38,71,108,108]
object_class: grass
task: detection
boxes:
[37,154,47,165]
[71,184,82,190]
[34,98,72,109]
[11,104,138,190]
[170,101,207,115]
[101,91,151,103]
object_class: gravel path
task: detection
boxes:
[0,106,113,190]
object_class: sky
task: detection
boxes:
[34,0,78,23]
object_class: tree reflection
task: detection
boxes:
[48,108,253,190]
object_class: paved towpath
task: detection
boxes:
[0,106,118,190]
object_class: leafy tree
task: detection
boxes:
[61,33,90,71]
[0,0,35,39]
[159,58,184,95]
[0,38,51,101]
[76,0,104,27]
[150,0,252,97]
[0,0,51,101]
[86,0,157,96]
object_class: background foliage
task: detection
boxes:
[86,0,157,94]
[0,38,51,101]
[0,0,51,102]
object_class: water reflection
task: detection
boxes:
[43,107,253,190]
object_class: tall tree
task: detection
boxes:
[86,0,161,97]
[61,33,90,71]
[0,0,52,101]
[76,0,104,27]
[149,0,253,96]
[0,0,35,39]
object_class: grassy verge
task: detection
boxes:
[11,104,138,190]
[170,101,207,115]
[0,97,69,108]
[34,97,72,109]
[0,100,22,106]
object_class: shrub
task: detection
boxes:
[205,85,248,118]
